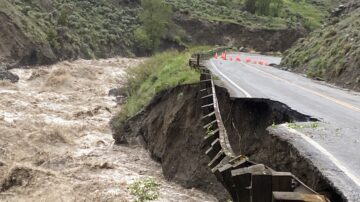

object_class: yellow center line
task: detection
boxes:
[243,63,360,113]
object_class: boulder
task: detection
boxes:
[0,69,19,83]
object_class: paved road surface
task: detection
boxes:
[207,52,360,200]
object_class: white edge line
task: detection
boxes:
[210,59,360,186]
[284,125,360,187]
[209,60,252,98]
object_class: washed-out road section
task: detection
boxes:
[207,52,360,200]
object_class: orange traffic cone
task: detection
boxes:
[235,56,241,62]
[245,58,251,63]
[214,52,218,59]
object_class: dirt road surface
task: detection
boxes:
[0,58,216,202]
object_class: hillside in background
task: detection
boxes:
[0,0,342,69]
[167,0,339,30]
[281,1,360,91]
[0,0,139,68]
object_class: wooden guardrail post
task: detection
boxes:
[189,50,329,202]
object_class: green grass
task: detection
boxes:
[282,7,360,90]
[166,0,288,29]
[113,49,200,124]
[165,0,335,30]
[283,0,326,30]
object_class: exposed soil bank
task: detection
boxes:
[115,83,342,201]
[216,87,343,201]
[174,13,306,52]
[114,84,230,201]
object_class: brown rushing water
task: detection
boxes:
[0,58,217,202]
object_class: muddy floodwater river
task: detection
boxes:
[0,58,217,202]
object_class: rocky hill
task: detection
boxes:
[281,1,360,91]
[0,0,341,71]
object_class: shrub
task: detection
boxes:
[58,9,68,26]
[134,28,152,51]
[128,177,160,202]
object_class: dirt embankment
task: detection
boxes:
[116,83,343,201]
[114,84,230,201]
[174,13,307,52]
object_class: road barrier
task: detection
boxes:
[209,52,270,66]
[190,49,329,202]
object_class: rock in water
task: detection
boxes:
[0,69,19,83]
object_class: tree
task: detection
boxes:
[135,0,173,52]
[133,27,152,51]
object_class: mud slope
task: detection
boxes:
[114,84,231,201]
[0,58,215,202]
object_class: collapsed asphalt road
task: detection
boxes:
[207,52,360,201]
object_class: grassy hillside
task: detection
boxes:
[0,0,342,68]
[281,3,360,91]
[6,0,139,59]
[166,0,339,30]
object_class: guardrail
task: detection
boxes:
[189,47,229,69]
[190,49,329,202]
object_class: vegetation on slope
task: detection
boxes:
[111,48,203,128]
[166,0,338,30]
[0,0,342,68]
[4,0,139,59]
[134,0,176,54]
[281,4,360,91]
